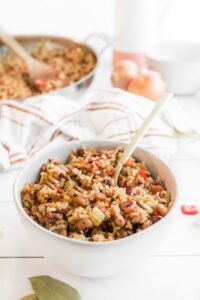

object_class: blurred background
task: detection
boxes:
[1,0,200,42]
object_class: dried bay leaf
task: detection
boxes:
[20,294,38,300]
[29,275,81,300]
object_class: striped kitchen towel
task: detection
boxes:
[0,88,179,171]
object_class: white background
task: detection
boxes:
[0,0,200,42]
[1,1,200,299]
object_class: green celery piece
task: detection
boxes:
[20,294,38,300]
[29,276,81,300]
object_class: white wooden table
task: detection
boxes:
[1,51,200,300]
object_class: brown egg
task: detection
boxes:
[128,70,166,101]
[111,60,139,90]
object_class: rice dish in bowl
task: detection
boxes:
[14,140,177,277]
[21,146,172,242]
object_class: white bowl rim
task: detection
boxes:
[13,140,178,248]
[145,41,200,65]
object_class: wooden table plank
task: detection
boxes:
[1,256,200,300]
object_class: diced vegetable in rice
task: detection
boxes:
[21,147,172,242]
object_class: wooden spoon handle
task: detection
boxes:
[0,27,31,63]
[114,93,173,185]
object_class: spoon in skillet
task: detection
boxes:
[114,93,173,186]
[0,27,57,82]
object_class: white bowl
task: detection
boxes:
[13,140,177,278]
[145,41,200,95]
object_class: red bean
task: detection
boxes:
[157,204,168,216]
[151,185,164,195]
[76,218,93,231]
[120,201,136,213]
[152,215,162,223]
[75,197,88,206]
[126,185,133,195]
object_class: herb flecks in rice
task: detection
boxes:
[21,147,172,242]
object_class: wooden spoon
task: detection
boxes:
[0,27,57,82]
[114,93,173,185]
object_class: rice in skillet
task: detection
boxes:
[21,147,172,242]
[0,40,96,101]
